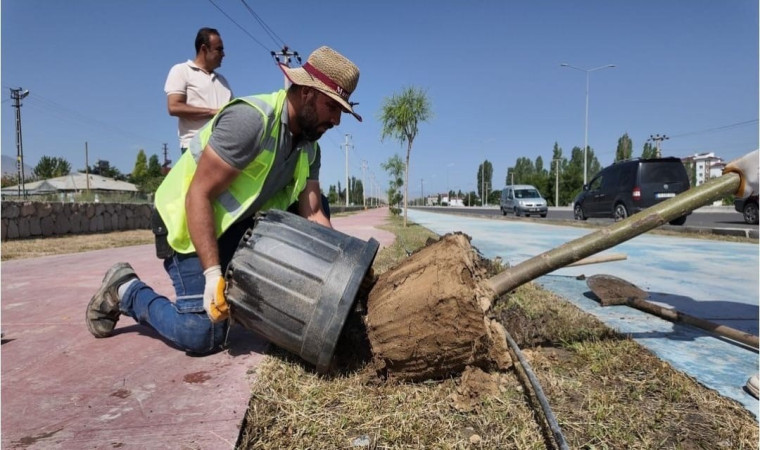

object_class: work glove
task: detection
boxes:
[723,149,759,199]
[203,265,229,323]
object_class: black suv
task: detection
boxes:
[573,157,691,225]
[734,193,758,224]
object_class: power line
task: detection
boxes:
[22,92,163,145]
[206,0,270,53]
[668,119,758,139]
[239,0,286,48]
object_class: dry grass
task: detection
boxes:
[1,229,154,261]
[241,348,545,449]
[238,214,758,449]
[495,283,758,449]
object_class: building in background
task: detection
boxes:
[682,152,727,206]
[426,194,464,207]
[682,152,726,186]
[1,173,139,200]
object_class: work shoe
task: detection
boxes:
[86,262,137,338]
[746,373,759,399]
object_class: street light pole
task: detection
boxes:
[553,158,562,207]
[343,134,352,207]
[561,63,616,185]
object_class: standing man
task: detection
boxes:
[86,46,361,355]
[165,27,233,154]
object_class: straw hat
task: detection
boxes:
[279,46,362,122]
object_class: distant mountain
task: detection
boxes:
[2,155,35,178]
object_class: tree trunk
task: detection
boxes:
[404,141,412,227]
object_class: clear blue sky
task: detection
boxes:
[2,0,758,198]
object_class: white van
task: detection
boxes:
[500,185,548,217]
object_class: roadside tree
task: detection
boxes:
[564,146,601,205]
[477,160,494,205]
[616,133,633,161]
[82,160,124,180]
[641,142,657,159]
[148,154,162,177]
[381,154,405,213]
[131,149,148,183]
[34,156,71,179]
[379,86,432,226]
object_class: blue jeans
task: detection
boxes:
[120,252,228,354]
[121,197,330,354]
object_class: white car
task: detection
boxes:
[500,185,548,217]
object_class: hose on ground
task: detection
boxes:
[504,330,569,450]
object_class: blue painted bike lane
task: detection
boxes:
[406,209,759,416]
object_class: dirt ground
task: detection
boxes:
[365,233,510,381]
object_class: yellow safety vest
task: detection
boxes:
[155,90,314,254]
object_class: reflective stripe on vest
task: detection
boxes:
[155,90,313,254]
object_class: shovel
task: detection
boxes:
[586,274,759,350]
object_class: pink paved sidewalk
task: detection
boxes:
[331,206,395,249]
[1,207,393,449]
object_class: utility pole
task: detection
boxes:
[420,178,424,206]
[361,159,367,208]
[554,159,560,207]
[161,143,172,174]
[343,134,352,207]
[371,173,376,207]
[271,46,301,89]
[11,87,30,199]
[85,142,91,192]
[647,134,669,158]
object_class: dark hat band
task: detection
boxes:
[302,62,350,101]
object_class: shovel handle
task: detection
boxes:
[627,298,759,349]
[565,253,627,267]
[488,172,741,297]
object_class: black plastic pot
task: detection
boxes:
[224,210,379,373]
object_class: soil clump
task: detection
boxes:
[364,233,511,381]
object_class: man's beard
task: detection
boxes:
[297,97,329,141]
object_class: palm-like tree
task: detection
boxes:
[379,86,432,226]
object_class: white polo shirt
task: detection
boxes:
[164,60,233,148]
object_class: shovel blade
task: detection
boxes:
[587,274,648,306]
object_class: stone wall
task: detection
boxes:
[1,201,152,241]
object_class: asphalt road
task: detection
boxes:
[423,206,758,234]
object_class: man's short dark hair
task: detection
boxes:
[195,27,220,54]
